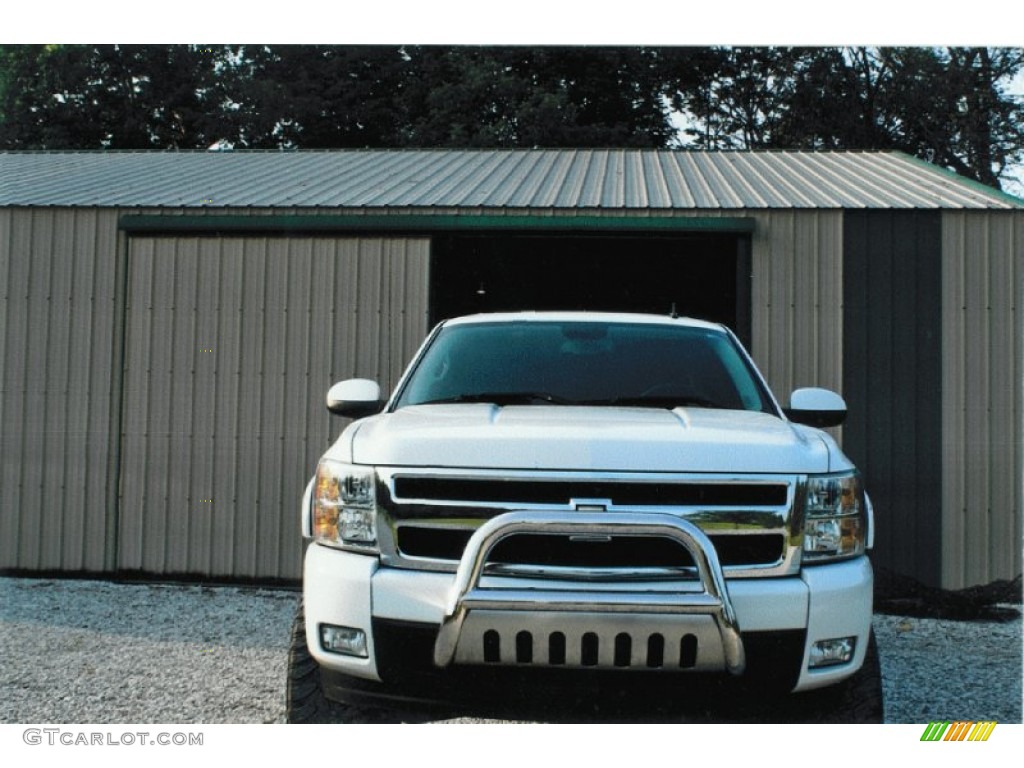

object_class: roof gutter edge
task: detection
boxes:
[117,212,758,235]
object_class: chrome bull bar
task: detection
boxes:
[433,511,746,674]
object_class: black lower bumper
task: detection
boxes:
[320,618,806,720]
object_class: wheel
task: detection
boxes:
[285,598,431,723]
[286,598,349,723]
[792,630,885,723]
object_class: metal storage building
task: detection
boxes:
[1,148,1020,589]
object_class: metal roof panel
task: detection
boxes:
[1,149,1020,210]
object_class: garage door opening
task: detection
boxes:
[430,233,751,345]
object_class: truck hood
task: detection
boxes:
[343,404,833,473]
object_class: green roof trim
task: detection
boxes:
[118,213,757,235]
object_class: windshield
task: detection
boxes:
[394,320,775,413]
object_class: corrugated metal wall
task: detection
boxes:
[748,210,845,399]
[941,212,1023,588]
[1,205,847,580]
[4,203,1018,587]
[0,208,122,572]
[843,211,944,586]
[117,235,429,579]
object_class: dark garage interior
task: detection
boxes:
[430,233,751,345]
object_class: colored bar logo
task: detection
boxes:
[921,721,997,741]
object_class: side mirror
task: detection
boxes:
[326,379,384,418]
[784,387,847,428]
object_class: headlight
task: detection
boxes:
[312,459,378,550]
[802,472,867,563]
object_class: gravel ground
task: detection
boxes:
[1,576,1020,724]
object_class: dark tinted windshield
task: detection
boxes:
[394,320,774,413]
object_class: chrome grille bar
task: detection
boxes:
[375,468,802,578]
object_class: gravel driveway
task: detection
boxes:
[1,576,1020,724]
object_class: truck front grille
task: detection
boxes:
[377,469,800,578]
[396,526,785,568]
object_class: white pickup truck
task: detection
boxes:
[288,312,881,722]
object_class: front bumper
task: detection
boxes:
[303,529,873,708]
[323,621,809,716]
[434,512,745,674]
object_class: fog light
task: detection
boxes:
[320,624,368,658]
[809,637,856,668]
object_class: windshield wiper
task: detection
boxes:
[417,391,572,406]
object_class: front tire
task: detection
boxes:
[286,599,348,723]
[285,599,428,723]
[794,630,885,723]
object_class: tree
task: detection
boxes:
[220,45,409,148]
[395,46,674,148]
[668,46,1024,191]
[0,44,231,149]
[393,47,530,147]
[670,47,808,149]
[892,47,1024,188]
[772,47,894,150]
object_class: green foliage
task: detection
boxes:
[0,45,1021,191]
[395,47,673,147]
[222,45,408,148]
[678,46,1024,191]
[0,44,232,149]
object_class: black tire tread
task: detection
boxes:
[795,629,885,723]
[285,599,348,723]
